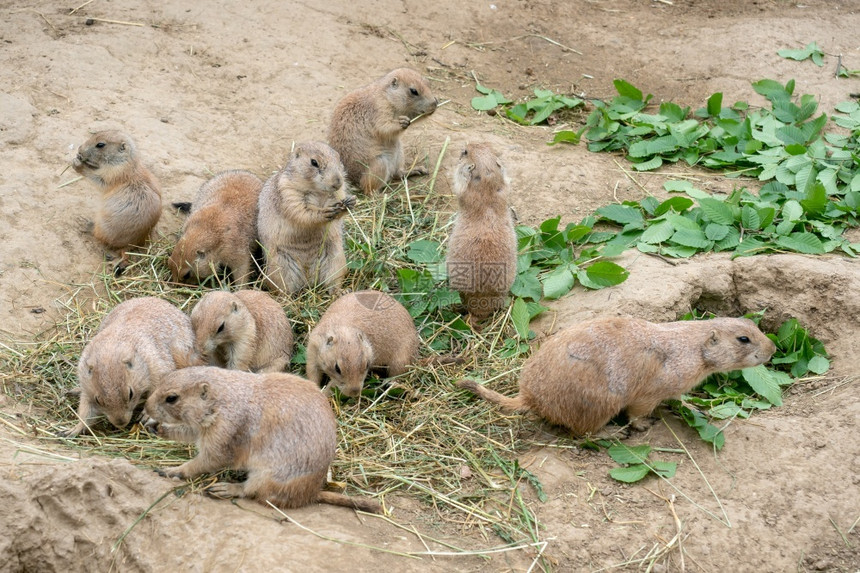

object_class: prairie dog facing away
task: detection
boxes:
[458,317,776,435]
[328,68,438,193]
[146,366,382,513]
[446,143,517,320]
[306,290,419,398]
[169,170,263,284]
[72,130,162,273]
[190,289,293,373]
[257,141,356,295]
[63,297,194,437]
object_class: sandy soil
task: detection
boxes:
[1,0,859,571]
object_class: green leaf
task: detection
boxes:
[709,402,744,420]
[807,355,830,375]
[781,200,803,222]
[471,94,500,111]
[510,298,530,339]
[640,220,674,244]
[777,42,825,67]
[775,232,825,254]
[511,269,543,301]
[651,461,677,479]
[801,183,827,215]
[670,228,712,249]
[595,204,644,226]
[707,92,723,117]
[583,261,630,288]
[609,464,651,483]
[541,266,575,300]
[742,365,783,406]
[632,156,663,171]
[406,239,442,263]
[657,197,694,216]
[698,197,736,225]
[607,443,651,464]
[741,205,761,230]
[752,78,792,103]
[613,79,643,101]
[548,130,582,145]
[663,180,694,193]
[704,223,730,241]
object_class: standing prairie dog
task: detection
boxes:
[146,366,382,513]
[458,317,777,435]
[72,130,162,273]
[306,290,419,398]
[446,143,517,320]
[169,170,263,284]
[62,297,195,437]
[190,289,293,373]
[328,68,438,194]
[257,141,356,295]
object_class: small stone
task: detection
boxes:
[85,18,94,25]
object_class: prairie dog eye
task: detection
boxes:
[95,142,106,148]
[334,363,342,376]
[737,336,751,343]
[409,87,419,96]
[165,394,179,404]
[310,158,320,168]
[128,388,135,401]
[216,322,225,334]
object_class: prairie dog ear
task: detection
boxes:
[326,334,336,346]
[390,76,399,88]
[231,301,239,313]
[200,383,210,400]
[709,330,719,344]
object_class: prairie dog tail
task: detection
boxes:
[316,491,383,514]
[456,379,529,413]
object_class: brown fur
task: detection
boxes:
[169,170,263,284]
[458,317,777,434]
[446,143,517,320]
[146,366,381,513]
[306,290,419,398]
[63,297,194,437]
[328,68,438,194]
[257,142,355,295]
[191,289,293,373]
[72,130,162,270]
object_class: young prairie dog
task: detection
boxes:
[190,289,293,373]
[446,143,517,320]
[146,366,382,513]
[169,170,263,284]
[306,290,419,398]
[72,130,162,273]
[458,317,777,435]
[257,141,356,295]
[328,68,438,194]
[62,297,195,437]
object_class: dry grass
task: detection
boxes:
[0,160,555,557]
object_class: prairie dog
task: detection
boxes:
[63,297,194,437]
[190,289,293,373]
[72,130,162,271]
[146,366,382,513]
[458,317,777,434]
[257,142,356,295]
[446,143,517,320]
[306,290,419,398]
[169,170,263,284]
[328,68,438,194]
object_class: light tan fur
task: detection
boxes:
[169,170,262,284]
[72,130,162,270]
[63,297,195,437]
[306,290,419,398]
[191,289,293,373]
[257,142,355,295]
[146,366,381,513]
[328,68,438,194]
[446,143,517,320]
[458,317,777,434]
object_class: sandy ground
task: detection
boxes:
[1,0,859,571]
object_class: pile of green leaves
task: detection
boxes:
[605,443,677,484]
[471,82,583,125]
